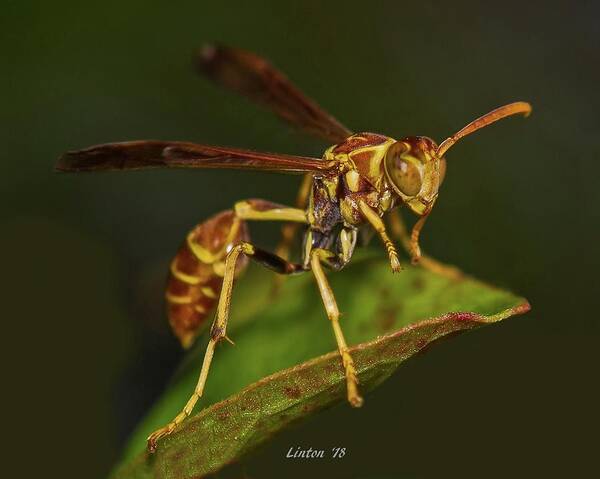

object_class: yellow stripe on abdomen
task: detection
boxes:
[166,210,250,348]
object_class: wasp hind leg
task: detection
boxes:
[310,248,363,408]
[388,209,463,279]
[147,241,305,452]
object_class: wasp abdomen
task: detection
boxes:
[166,210,250,348]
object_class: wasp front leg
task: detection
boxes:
[387,209,463,279]
[358,201,402,273]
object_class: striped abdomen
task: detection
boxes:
[166,210,249,348]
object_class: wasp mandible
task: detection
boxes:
[56,44,531,452]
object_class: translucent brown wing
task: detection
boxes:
[56,140,338,174]
[196,44,352,143]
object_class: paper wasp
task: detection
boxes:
[56,44,531,452]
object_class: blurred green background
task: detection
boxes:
[2,1,598,477]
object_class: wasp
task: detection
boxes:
[56,44,531,452]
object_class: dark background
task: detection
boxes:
[2,1,598,477]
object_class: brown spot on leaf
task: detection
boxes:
[283,385,302,399]
[411,275,426,291]
[217,411,231,421]
[377,308,397,332]
[375,286,401,332]
[114,249,531,479]
[453,312,478,322]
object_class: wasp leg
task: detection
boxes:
[310,249,363,408]
[388,209,463,279]
[147,242,305,452]
[234,198,307,223]
[358,201,402,273]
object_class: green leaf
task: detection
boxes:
[111,250,529,478]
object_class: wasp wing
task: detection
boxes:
[56,140,338,174]
[196,44,352,144]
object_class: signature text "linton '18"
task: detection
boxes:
[286,446,346,459]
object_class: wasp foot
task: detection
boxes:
[147,423,178,453]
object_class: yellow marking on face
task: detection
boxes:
[378,189,393,214]
[201,286,217,299]
[170,261,202,285]
[165,292,193,304]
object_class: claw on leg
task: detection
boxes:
[147,424,175,453]
[338,343,364,407]
[147,392,200,452]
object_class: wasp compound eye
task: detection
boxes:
[384,142,422,196]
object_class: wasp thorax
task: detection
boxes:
[384,136,442,216]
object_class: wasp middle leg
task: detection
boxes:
[310,248,363,408]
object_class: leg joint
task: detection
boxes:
[210,324,226,341]
[239,241,255,255]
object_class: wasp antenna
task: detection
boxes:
[437,101,532,158]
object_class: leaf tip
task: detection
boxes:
[512,300,532,316]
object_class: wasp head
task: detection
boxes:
[383,136,445,216]
[383,102,532,217]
